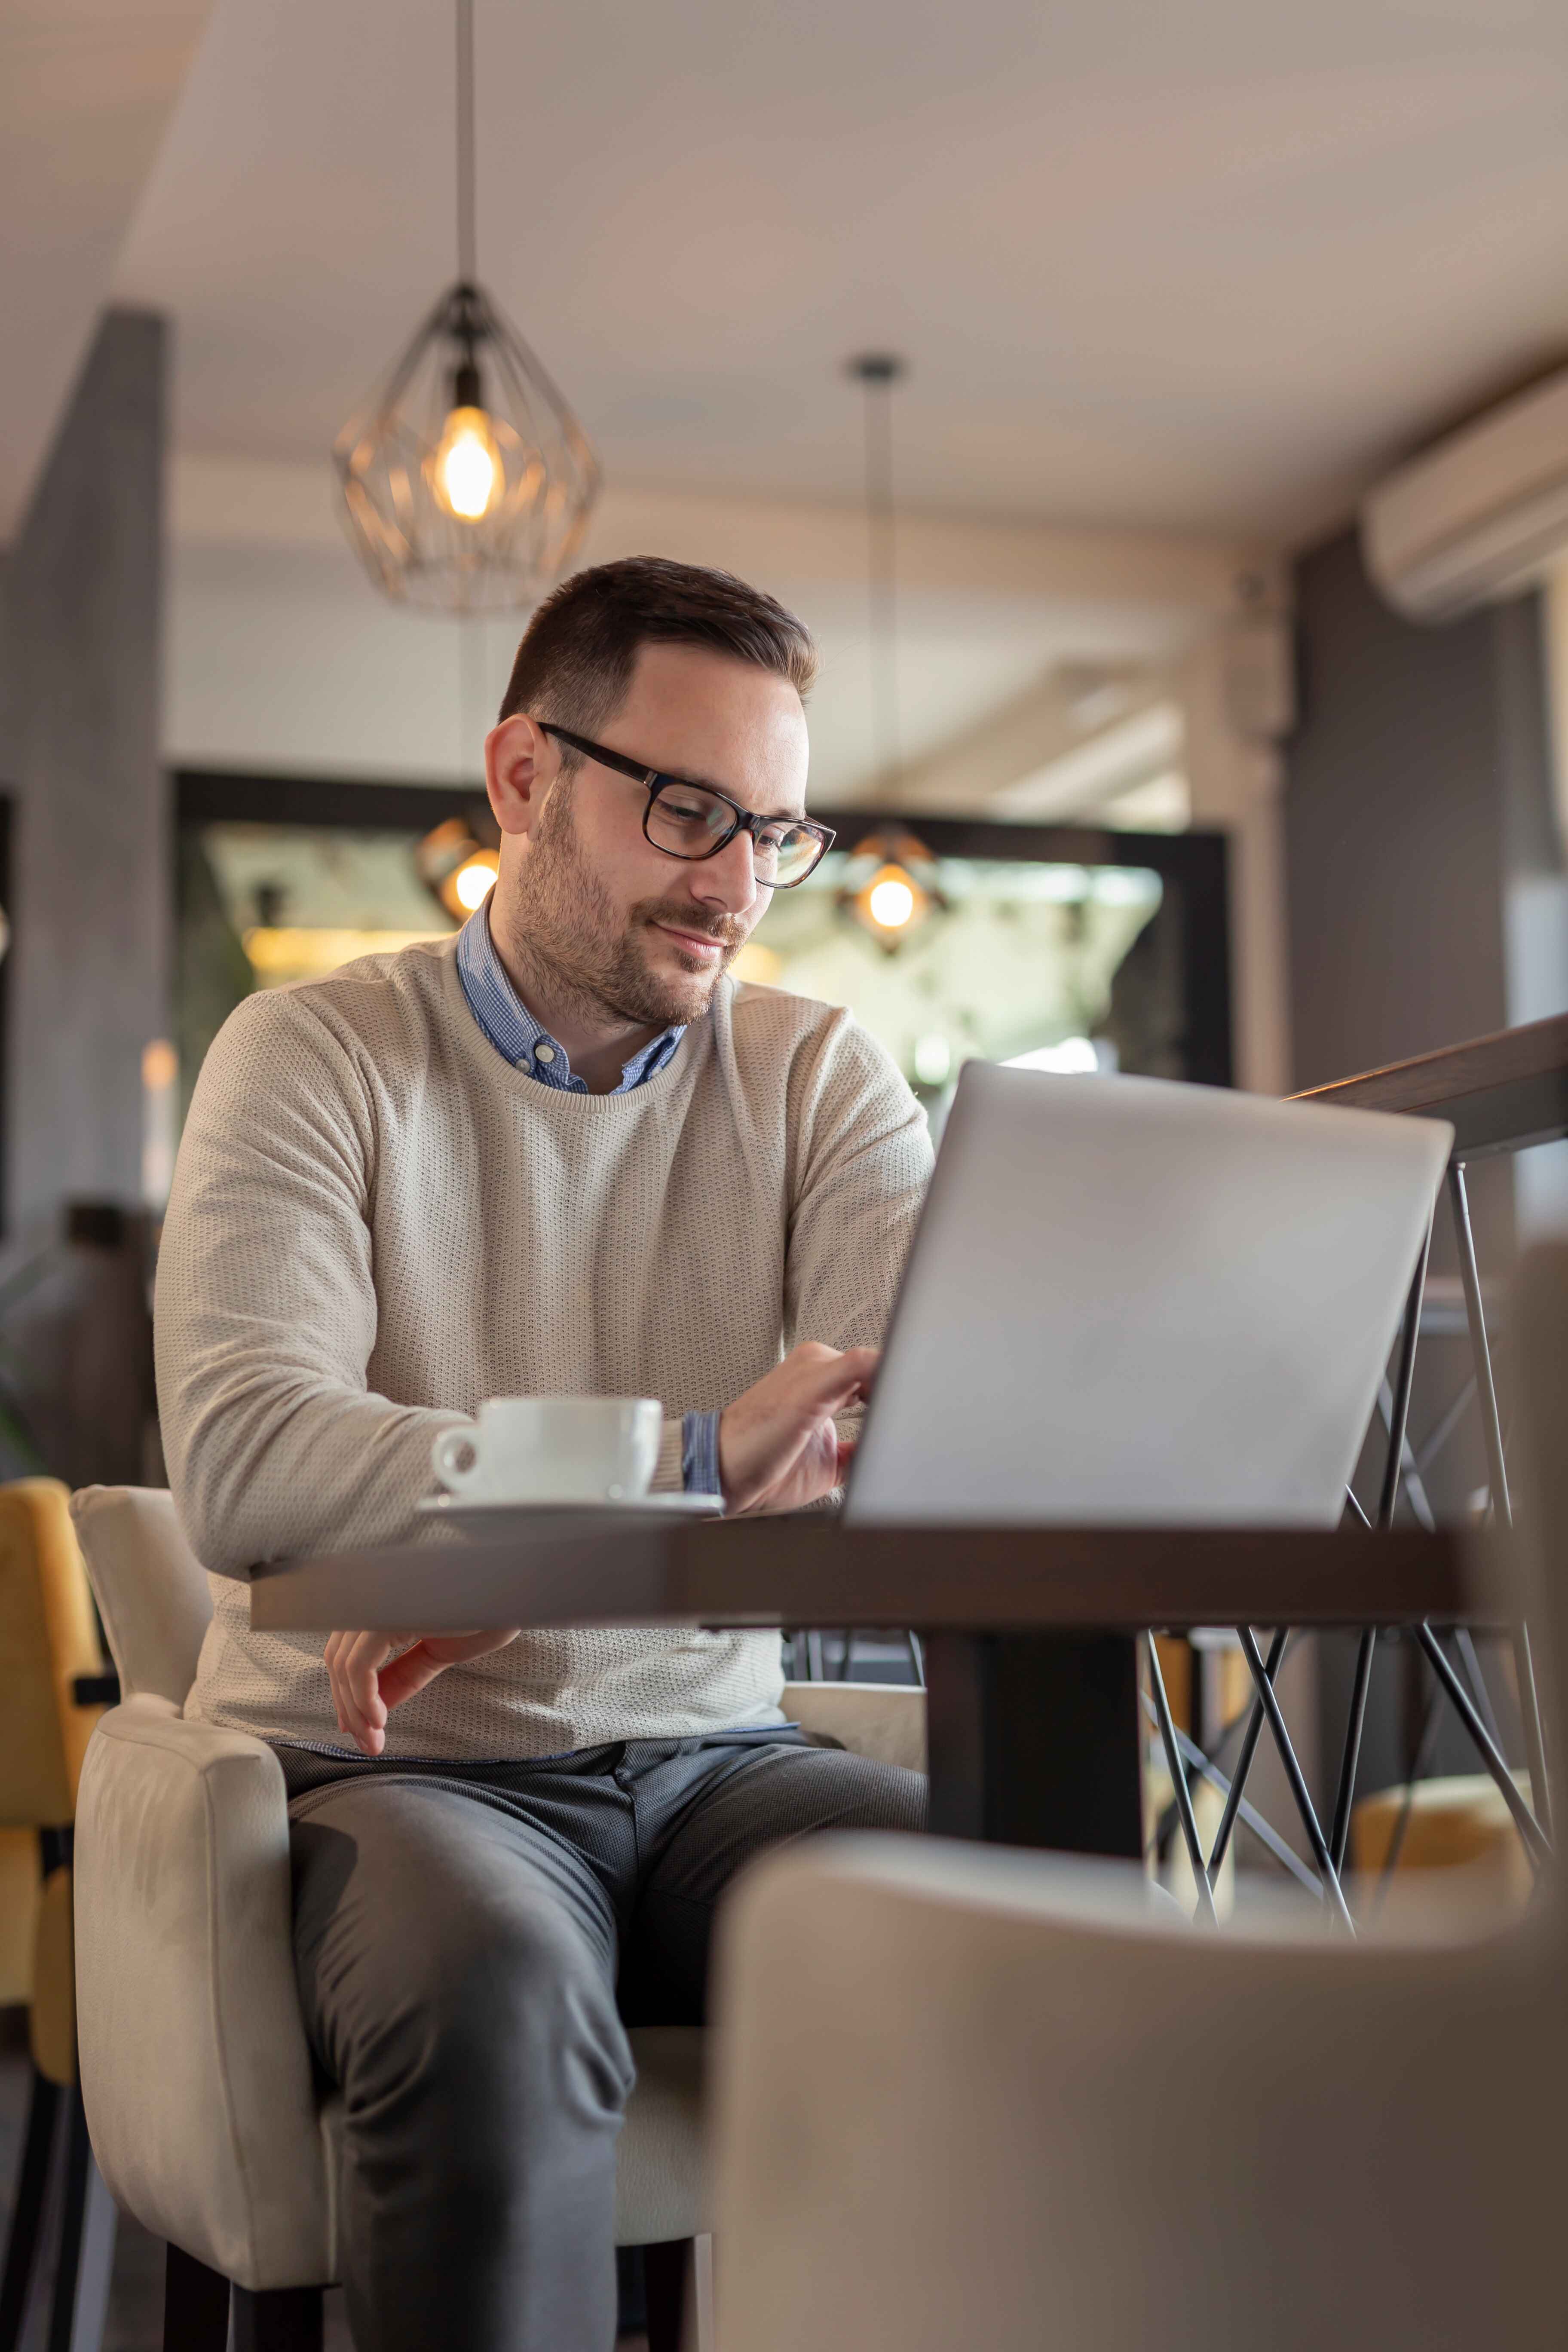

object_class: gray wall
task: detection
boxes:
[1286,527,1527,1091]
[1285,525,1565,1283]
[0,308,169,1247]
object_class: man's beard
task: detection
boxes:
[498,782,747,1031]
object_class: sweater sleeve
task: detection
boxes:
[783,1014,933,1390]
[155,989,470,1576]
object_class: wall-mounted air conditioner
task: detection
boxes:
[1360,366,1568,622]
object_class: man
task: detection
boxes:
[157,557,932,2352]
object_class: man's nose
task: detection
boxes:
[687,829,767,914]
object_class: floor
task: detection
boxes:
[2,2010,653,2349]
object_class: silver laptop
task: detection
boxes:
[845,1063,1452,1528]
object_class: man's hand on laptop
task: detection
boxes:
[719,1341,879,1515]
[325,1629,519,1758]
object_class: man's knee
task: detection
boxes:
[798,1749,928,1835]
[294,1810,631,2144]
[407,1895,633,2141]
[331,1898,629,2256]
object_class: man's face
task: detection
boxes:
[485,640,811,1029]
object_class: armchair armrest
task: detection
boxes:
[780,1681,927,1774]
[74,1698,332,2291]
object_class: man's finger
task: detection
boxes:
[378,1639,455,1712]
[326,1634,362,1744]
[348,1635,390,1740]
[791,1344,879,1415]
[375,1629,520,1715]
[334,1650,374,1752]
[327,1632,392,1755]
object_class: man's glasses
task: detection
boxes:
[538,723,835,889]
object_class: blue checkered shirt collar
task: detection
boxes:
[456,906,685,1094]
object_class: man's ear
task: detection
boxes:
[485,715,557,839]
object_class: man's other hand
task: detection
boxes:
[719,1341,879,1515]
[324,1628,520,1757]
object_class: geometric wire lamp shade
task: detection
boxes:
[332,278,602,617]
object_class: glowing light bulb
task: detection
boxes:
[913,1032,952,1087]
[433,405,501,521]
[141,1038,178,1091]
[452,854,498,910]
[867,875,916,930]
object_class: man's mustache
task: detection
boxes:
[635,901,747,951]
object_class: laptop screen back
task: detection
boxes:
[845,1064,1451,1529]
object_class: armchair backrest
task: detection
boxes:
[70,1486,211,1706]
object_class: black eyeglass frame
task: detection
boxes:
[537,723,836,888]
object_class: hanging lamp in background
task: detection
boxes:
[839,355,944,952]
[332,0,600,615]
[415,812,501,921]
[836,826,946,955]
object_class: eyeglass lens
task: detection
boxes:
[647,783,822,885]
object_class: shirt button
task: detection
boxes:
[534,1043,556,1066]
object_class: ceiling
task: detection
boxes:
[109,0,1568,543]
[0,0,211,539]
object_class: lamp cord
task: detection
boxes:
[857,360,903,799]
[456,0,477,285]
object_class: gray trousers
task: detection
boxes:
[282,1730,925,2352]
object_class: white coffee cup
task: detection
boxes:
[430,1395,663,1507]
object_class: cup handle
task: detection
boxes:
[432,1424,481,1494]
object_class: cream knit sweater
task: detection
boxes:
[157,937,931,1758]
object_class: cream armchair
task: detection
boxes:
[70,1485,925,2352]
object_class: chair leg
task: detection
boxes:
[0,2066,60,2352]
[643,2237,692,2352]
[67,2154,117,2352]
[230,2285,325,2352]
[692,2233,715,2352]
[46,2089,116,2352]
[163,2243,230,2352]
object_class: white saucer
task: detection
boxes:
[417,1490,723,1540]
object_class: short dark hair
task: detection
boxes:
[497,556,817,755]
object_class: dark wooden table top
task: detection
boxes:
[1293,1011,1568,1160]
[250,1517,1485,1637]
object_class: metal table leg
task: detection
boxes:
[1448,1161,1552,1834]
[1237,1626,1355,1932]
[1146,1633,1218,1924]
[1206,1627,1288,1875]
[1330,1225,1431,1872]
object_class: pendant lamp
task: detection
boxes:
[837,826,947,954]
[415,812,501,921]
[839,355,943,952]
[331,0,600,615]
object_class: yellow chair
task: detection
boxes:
[0,1831,39,2005]
[0,1479,115,2352]
[1351,1770,1535,1917]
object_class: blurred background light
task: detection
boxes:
[1001,1037,1100,1074]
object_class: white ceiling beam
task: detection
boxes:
[889,667,1173,812]
[990,700,1185,821]
[170,454,1283,621]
